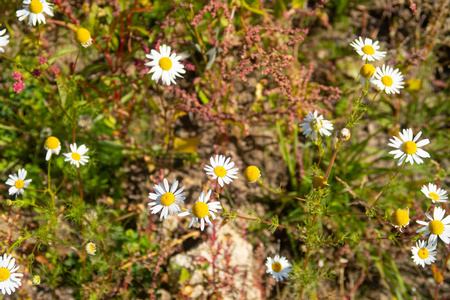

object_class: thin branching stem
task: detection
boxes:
[367,161,406,212]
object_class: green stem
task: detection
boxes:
[367,161,406,212]
[73,47,81,74]
[48,156,56,211]
[7,233,36,254]
[257,180,311,203]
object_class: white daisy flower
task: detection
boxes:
[388,128,430,165]
[299,110,333,140]
[350,37,386,61]
[75,28,93,48]
[16,0,54,27]
[421,183,448,203]
[178,189,222,231]
[148,178,186,219]
[0,253,23,295]
[359,63,376,85]
[204,155,239,187]
[416,206,450,244]
[86,242,97,255]
[5,169,32,197]
[44,136,61,161]
[411,240,437,268]
[0,29,9,53]
[32,275,40,285]
[265,255,292,282]
[63,143,89,168]
[372,65,405,94]
[145,44,186,85]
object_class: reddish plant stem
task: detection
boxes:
[57,3,80,25]
[324,140,343,182]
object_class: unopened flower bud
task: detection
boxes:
[6,200,13,206]
[244,166,261,183]
[312,175,327,189]
[338,128,351,141]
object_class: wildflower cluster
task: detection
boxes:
[350,36,404,94]
[0,0,447,298]
[146,153,292,281]
[349,37,448,270]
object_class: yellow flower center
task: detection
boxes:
[72,152,81,161]
[381,75,393,87]
[0,267,11,282]
[244,166,260,183]
[192,202,209,219]
[417,248,429,259]
[159,57,172,71]
[429,220,444,235]
[312,175,327,189]
[87,244,96,252]
[160,192,175,206]
[214,166,227,178]
[401,141,417,155]
[29,0,44,14]
[45,136,60,150]
[14,180,25,189]
[310,119,323,131]
[360,64,375,78]
[429,193,439,201]
[362,45,375,55]
[76,28,91,44]
[32,275,40,285]
[272,262,282,273]
[391,208,409,227]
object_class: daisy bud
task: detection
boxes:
[76,28,93,48]
[338,128,351,142]
[390,208,410,231]
[244,166,261,183]
[312,175,327,189]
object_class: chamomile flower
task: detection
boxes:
[32,275,41,285]
[63,143,89,168]
[148,178,186,219]
[145,44,186,85]
[299,110,333,140]
[265,255,292,282]
[5,169,32,197]
[416,206,450,244]
[0,29,9,53]
[0,253,23,295]
[388,128,430,165]
[16,0,54,27]
[390,207,410,231]
[373,65,405,94]
[44,136,61,161]
[359,64,376,84]
[204,155,239,187]
[178,189,222,231]
[350,37,386,61]
[411,240,437,268]
[76,28,93,48]
[86,242,96,255]
[421,183,448,203]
